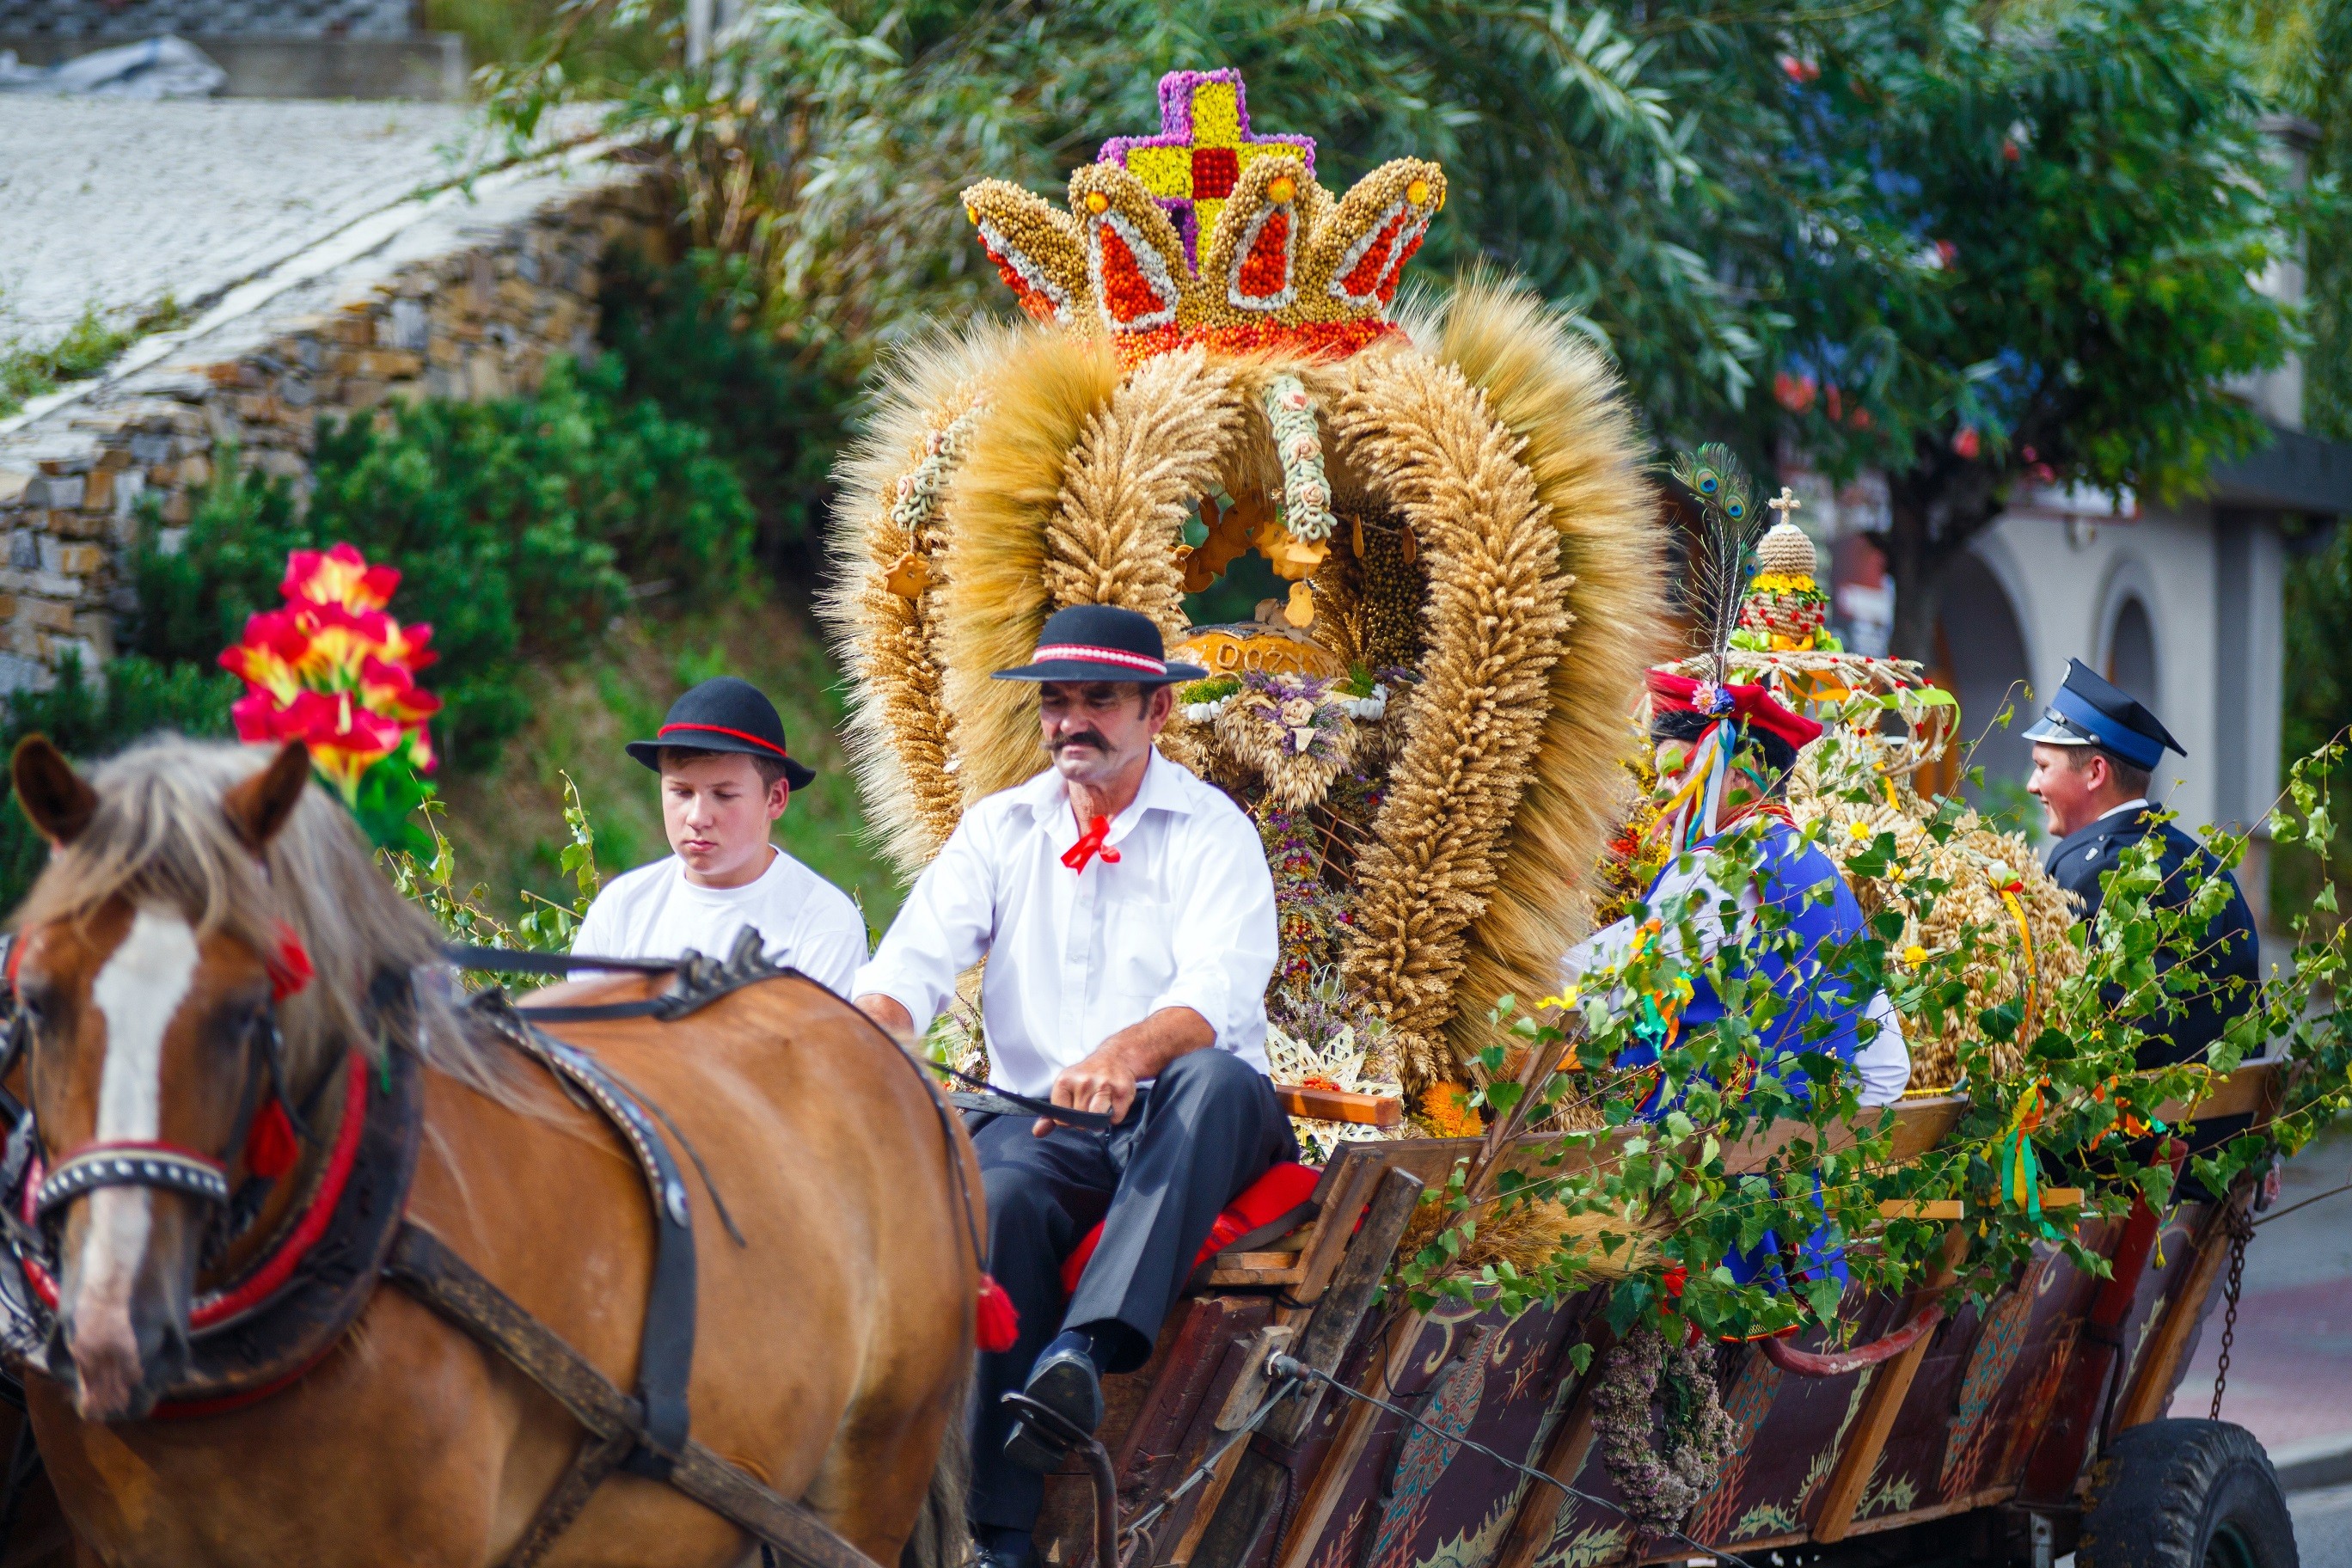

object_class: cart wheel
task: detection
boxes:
[2078,1419,2298,1568]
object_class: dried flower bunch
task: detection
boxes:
[1591,744,1668,928]
[1214,671,1362,810]
[1591,1326,1738,1533]
[1265,965,1403,1161]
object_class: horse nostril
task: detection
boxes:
[66,1306,145,1422]
[149,1317,191,1387]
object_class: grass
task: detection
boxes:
[430,590,904,948]
[0,297,188,418]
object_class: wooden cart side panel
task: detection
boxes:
[1257,1231,2120,1568]
[2115,1192,2244,1430]
[1266,1296,1603,1568]
[1037,1295,1274,1568]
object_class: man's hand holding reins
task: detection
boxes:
[1045,1006,1213,1135]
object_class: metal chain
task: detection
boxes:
[2209,1204,2256,1420]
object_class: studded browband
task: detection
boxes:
[34,1143,231,1215]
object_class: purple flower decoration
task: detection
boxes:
[1097,69,1317,267]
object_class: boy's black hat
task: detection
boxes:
[626,677,817,791]
[989,603,1206,685]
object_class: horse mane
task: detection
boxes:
[13,737,512,1102]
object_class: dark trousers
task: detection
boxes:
[966,1048,1297,1533]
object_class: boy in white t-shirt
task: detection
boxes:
[572,677,869,994]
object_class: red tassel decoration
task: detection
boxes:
[245,1099,299,1179]
[266,922,313,1002]
[975,1273,1020,1353]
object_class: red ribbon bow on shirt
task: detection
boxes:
[1062,815,1122,873]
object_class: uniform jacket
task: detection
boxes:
[2046,807,2260,1068]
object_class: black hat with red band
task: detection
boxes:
[626,677,816,791]
[989,603,1206,686]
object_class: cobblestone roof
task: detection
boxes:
[0,99,475,344]
[0,0,412,37]
[0,139,657,695]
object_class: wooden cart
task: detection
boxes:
[1034,1062,2289,1568]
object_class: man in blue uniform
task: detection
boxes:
[2024,659,2259,1068]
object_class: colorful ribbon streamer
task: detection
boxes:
[1997,1080,2061,1239]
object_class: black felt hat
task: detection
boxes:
[626,677,817,790]
[989,603,1206,685]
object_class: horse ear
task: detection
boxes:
[11,737,96,847]
[224,742,312,852]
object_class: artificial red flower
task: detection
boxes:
[1953,426,1981,460]
[221,545,439,809]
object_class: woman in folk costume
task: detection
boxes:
[1565,670,1911,1118]
[1563,457,1910,1286]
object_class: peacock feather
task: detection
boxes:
[1669,442,1764,685]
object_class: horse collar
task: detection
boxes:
[0,1044,423,1415]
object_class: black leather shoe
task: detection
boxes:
[1001,1339,1104,1473]
[971,1529,1037,1568]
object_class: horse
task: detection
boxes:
[0,734,977,1568]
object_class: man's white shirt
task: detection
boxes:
[573,847,869,995]
[1560,853,1912,1106]
[854,751,1278,1098]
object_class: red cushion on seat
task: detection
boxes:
[1058,1161,1322,1297]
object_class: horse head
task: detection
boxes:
[9,738,314,1421]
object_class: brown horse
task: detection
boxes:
[0,735,976,1568]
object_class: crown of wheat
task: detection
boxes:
[962,69,1446,365]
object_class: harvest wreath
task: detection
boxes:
[818,72,2352,1525]
[824,67,1665,1112]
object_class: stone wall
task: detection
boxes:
[0,162,668,692]
[0,0,413,36]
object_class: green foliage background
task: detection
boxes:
[0,257,887,920]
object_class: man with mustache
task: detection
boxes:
[854,604,1287,1568]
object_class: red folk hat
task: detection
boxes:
[1646,669,1822,752]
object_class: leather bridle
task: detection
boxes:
[0,930,326,1270]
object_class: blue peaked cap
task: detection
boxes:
[2022,658,2180,771]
